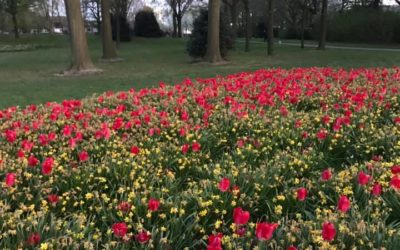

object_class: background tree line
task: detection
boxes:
[1,0,399,71]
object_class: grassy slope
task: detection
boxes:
[0,34,398,108]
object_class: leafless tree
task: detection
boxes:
[112,0,134,47]
[166,0,194,38]
[267,0,274,55]
[222,0,240,38]
[317,0,327,50]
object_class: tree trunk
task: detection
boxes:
[96,0,101,34]
[300,6,306,49]
[267,0,274,56]
[230,3,238,39]
[318,0,328,50]
[11,13,19,39]
[172,13,177,37]
[101,0,118,59]
[243,0,250,52]
[205,0,223,63]
[116,13,121,49]
[64,0,98,74]
[177,14,183,38]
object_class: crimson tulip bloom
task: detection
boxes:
[316,129,328,140]
[117,201,132,213]
[28,155,39,167]
[148,198,160,212]
[112,222,128,238]
[358,171,370,185]
[371,183,382,196]
[233,207,250,225]
[235,226,246,237]
[135,231,151,244]
[207,233,223,250]
[181,144,189,154]
[5,172,16,187]
[391,165,400,175]
[130,146,140,155]
[192,142,201,152]
[321,169,332,181]
[297,188,308,201]
[218,177,230,192]
[255,222,278,241]
[27,232,41,246]
[47,194,59,205]
[78,151,89,162]
[42,157,54,175]
[322,222,336,242]
[390,175,400,190]
[337,195,351,213]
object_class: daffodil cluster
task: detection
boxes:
[0,68,399,249]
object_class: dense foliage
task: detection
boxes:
[1,68,400,249]
[133,9,163,38]
[327,8,400,44]
[111,15,132,42]
[187,9,234,59]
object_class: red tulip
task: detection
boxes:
[41,157,54,175]
[47,194,59,205]
[280,105,288,116]
[390,175,400,190]
[5,129,17,143]
[17,150,25,158]
[207,233,223,250]
[233,207,250,225]
[337,195,351,213]
[112,222,128,238]
[296,188,308,201]
[130,146,140,155]
[255,222,278,241]
[22,140,34,152]
[316,129,328,140]
[287,246,297,250]
[391,165,400,175]
[148,198,160,212]
[5,172,16,187]
[218,178,230,192]
[181,144,189,154]
[322,222,336,242]
[117,201,131,213]
[235,226,246,237]
[192,142,201,152]
[27,232,41,246]
[321,169,332,181]
[28,155,39,167]
[135,231,151,244]
[78,151,89,162]
[371,182,382,196]
[358,171,370,185]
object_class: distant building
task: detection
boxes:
[51,16,68,34]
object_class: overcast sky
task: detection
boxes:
[384,0,398,4]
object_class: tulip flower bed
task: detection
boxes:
[1,67,400,249]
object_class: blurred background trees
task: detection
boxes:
[1,0,400,63]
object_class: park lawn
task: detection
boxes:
[0,34,399,108]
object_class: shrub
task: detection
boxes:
[187,9,235,59]
[133,8,163,38]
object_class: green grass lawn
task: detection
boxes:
[0,34,398,108]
